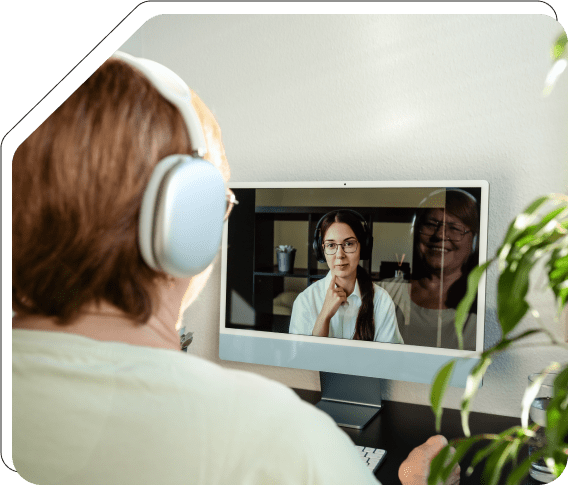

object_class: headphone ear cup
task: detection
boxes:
[313,234,326,263]
[312,237,319,262]
[357,218,373,261]
[313,214,327,263]
[139,155,226,278]
[361,235,373,260]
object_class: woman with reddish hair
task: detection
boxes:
[12,53,458,485]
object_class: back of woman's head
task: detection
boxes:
[12,57,193,324]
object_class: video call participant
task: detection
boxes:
[12,52,457,484]
[289,210,403,344]
[379,189,479,350]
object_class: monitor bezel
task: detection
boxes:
[219,180,488,386]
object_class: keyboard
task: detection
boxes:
[356,445,387,474]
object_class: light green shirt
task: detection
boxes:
[13,329,380,485]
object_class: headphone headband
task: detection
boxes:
[111,51,226,278]
[112,51,207,158]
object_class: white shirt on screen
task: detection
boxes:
[289,271,404,344]
[12,328,380,485]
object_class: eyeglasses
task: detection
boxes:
[419,221,471,242]
[224,188,239,221]
[323,240,358,255]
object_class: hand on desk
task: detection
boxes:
[398,435,460,485]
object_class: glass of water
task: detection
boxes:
[527,372,557,483]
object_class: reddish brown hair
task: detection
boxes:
[12,57,193,324]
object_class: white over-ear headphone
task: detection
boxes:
[112,51,227,278]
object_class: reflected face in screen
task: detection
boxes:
[323,223,361,279]
[418,209,473,274]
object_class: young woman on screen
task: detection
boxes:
[289,210,403,344]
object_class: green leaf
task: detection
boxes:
[547,247,568,308]
[431,360,456,432]
[527,204,568,235]
[458,331,539,437]
[469,426,526,471]
[480,438,523,485]
[518,221,568,254]
[505,449,546,485]
[525,196,553,215]
[470,438,508,471]
[428,436,489,484]
[461,356,493,436]
[552,364,568,396]
[548,249,568,279]
[548,450,567,478]
[432,329,540,441]
[427,444,451,485]
[494,196,568,326]
[545,365,568,463]
[497,252,533,335]
[498,197,548,252]
[557,287,568,312]
[445,192,568,482]
[482,441,509,485]
[495,440,522,485]
[447,436,486,477]
[546,406,568,467]
[455,260,493,349]
[552,32,568,60]
[498,195,568,266]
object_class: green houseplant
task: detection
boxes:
[428,33,568,485]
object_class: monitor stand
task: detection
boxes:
[315,372,382,430]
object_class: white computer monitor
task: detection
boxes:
[219,181,488,427]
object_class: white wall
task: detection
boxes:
[120,15,568,417]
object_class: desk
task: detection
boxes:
[293,389,539,485]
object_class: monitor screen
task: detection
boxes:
[219,181,488,387]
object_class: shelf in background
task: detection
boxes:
[254,266,326,279]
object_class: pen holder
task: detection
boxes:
[276,246,296,273]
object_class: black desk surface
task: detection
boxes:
[293,389,539,485]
